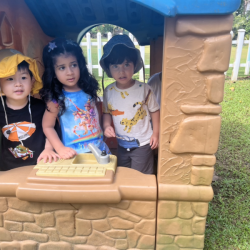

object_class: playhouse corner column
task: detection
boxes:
[157,15,233,250]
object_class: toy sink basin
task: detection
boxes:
[34,154,117,178]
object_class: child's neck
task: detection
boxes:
[6,97,29,110]
[116,79,135,90]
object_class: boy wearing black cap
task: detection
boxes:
[100,35,160,174]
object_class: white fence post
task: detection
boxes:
[108,32,112,41]
[139,46,145,82]
[97,32,102,77]
[86,32,92,74]
[245,37,250,75]
[231,29,245,81]
[129,33,134,42]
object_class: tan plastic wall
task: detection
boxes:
[156,15,233,250]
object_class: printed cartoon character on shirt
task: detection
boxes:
[2,121,35,160]
[67,98,101,138]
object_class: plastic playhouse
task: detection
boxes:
[0,0,241,249]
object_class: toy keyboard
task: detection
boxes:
[34,154,117,177]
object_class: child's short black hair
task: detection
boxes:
[17,61,33,78]
[104,44,137,69]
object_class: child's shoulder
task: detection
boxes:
[104,82,116,92]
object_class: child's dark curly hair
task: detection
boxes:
[40,37,99,116]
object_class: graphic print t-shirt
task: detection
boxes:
[103,81,159,147]
[59,90,103,154]
[0,96,46,171]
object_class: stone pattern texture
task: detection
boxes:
[0,198,156,250]
[157,15,233,249]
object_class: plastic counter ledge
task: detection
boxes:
[0,166,157,203]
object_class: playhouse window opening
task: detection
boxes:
[79,24,150,95]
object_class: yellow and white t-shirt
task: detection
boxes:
[103,81,159,147]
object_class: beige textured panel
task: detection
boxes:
[197,34,232,72]
[192,202,209,217]
[175,235,204,248]
[170,116,221,154]
[159,184,214,202]
[206,75,225,103]
[191,167,214,186]
[180,104,221,114]
[176,15,233,36]
[192,155,216,166]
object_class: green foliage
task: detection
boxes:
[233,0,250,39]
[204,79,250,249]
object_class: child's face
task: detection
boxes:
[54,53,80,92]
[109,60,135,89]
[0,69,34,102]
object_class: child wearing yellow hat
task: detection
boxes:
[0,49,59,170]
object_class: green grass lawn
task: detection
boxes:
[204,79,250,250]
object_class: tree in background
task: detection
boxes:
[233,0,250,39]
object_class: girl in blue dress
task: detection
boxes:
[40,38,109,159]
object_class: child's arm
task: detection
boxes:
[37,138,60,163]
[103,113,116,137]
[150,110,160,149]
[43,101,77,159]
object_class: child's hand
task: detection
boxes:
[57,146,77,159]
[104,125,116,138]
[37,149,60,163]
[150,133,159,149]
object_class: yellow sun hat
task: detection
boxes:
[0,49,42,95]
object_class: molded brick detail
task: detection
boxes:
[92,219,111,232]
[0,198,8,212]
[135,220,155,235]
[191,167,214,186]
[4,220,22,231]
[158,218,192,236]
[178,202,194,219]
[39,242,72,250]
[35,212,54,228]
[7,198,41,214]
[108,200,130,210]
[158,201,177,219]
[157,244,179,250]
[175,235,205,248]
[192,203,209,217]
[137,235,155,248]
[206,75,225,104]
[76,219,92,236]
[0,214,3,227]
[77,204,108,219]
[74,245,97,250]
[115,239,128,249]
[11,231,48,242]
[176,15,233,36]
[128,201,155,219]
[192,155,216,166]
[55,211,75,237]
[108,207,141,222]
[192,216,206,235]
[60,235,87,244]
[23,223,41,233]
[197,34,232,72]
[0,242,21,249]
[127,230,140,248]
[170,116,221,154]
[157,234,174,244]
[87,230,115,246]
[20,240,38,250]
[0,228,12,241]
[180,104,221,114]
[98,247,117,250]
[109,217,134,230]
[42,203,75,212]
[105,230,126,239]
[4,210,35,222]
[42,228,60,241]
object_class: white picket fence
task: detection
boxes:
[230,29,250,81]
[81,30,250,82]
